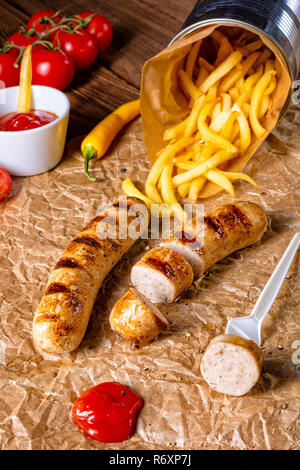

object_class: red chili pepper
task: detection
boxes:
[72,382,143,443]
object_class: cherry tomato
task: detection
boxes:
[78,12,113,53]
[53,30,98,71]
[31,49,75,90]
[0,168,12,201]
[0,52,20,88]
[26,10,62,37]
[72,382,143,443]
[6,32,38,48]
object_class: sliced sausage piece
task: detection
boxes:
[131,246,194,304]
[160,230,203,277]
[160,201,268,278]
[32,197,149,354]
[200,334,264,396]
[109,287,169,346]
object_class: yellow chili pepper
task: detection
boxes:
[81,99,140,181]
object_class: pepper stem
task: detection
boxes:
[83,147,99,182]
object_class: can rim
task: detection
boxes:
[169,18,293,119]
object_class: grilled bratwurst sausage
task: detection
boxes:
[131,246,194,304]
[160,201,268,278]
[33,197,149,353]
[110,287,169,346]
[200,334,264,396]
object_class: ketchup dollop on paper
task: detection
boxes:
[72,382,143,443]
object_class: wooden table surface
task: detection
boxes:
[0,0,195,140]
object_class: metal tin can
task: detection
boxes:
[170,0,300,115]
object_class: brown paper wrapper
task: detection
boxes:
[140,24,291,198]
[0,108,299,449]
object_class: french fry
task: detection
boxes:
[214,37,234,66]
[184,96,205,137]
[161,163,187,221]
[246,39,263,52]
[233,104,251,153]
[210,110,232,133]
[188,176,206,201]
[122,178,172,218]
[185,40,202,78]
[254,48,272,67]
[228,86,240,102]
[221,93,231,112]
[250,70,275,138]
[178,69,203,101]
[211,102,222,122]
[198,57,214,73]
[219,68,243,93]
[177,182,191,198]
[146,136,195,193]
[258,95,270,119]
[245,64,264,92]
[198,102,237,152]
[200,50,243,94]
[220,111,239,140]
[220,171,257,187]
[242,52,261,74]
[195,66,209,87]
[163,117,189,141]
[205,169,234,196]
[17,45,32,114]
[173,150,238,187]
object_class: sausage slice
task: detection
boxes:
[200,334,264,396]
[109,287,169,346]
[131,246,194,304]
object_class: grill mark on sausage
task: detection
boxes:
[35,313,59,323]
[217,205,252,232]
[45,283,71,295]
[94,215,118,225]
[55,258,82,270]
[204,216,225,238]
[83,214,118,231]
[73,236,101,249]
[146,257,175,279]
[174,230,204,253]
[54,322,75,337]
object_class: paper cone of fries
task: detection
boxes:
[140,24,291,201]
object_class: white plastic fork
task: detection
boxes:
[226,232,300,346]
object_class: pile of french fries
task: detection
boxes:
[123,29,279,220]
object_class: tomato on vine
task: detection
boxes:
[53,29,98,71]
[0,52,20,87]
[76,12,113,53]
[31,48,75,90]
[26,10,62,37]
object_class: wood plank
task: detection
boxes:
[67,65,139,140]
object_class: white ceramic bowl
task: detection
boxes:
[0,85,70,176]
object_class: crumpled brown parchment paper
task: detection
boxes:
[0,102,299,449]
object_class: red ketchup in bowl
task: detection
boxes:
[0,109,57,132]
[72,382,143,443]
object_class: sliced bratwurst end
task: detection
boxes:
[160,201,267,278]
[200,334,264,396]
[32,197,149,354]
[160,230,204,277]
[131,246,194,304]
[109,287,169,346]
